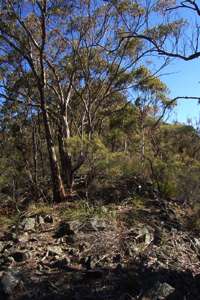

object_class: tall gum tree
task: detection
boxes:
[0,0,66,202]
[0,0,173,198]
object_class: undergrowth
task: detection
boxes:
[60,200,117,222]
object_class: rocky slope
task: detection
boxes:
[0,198,200,300]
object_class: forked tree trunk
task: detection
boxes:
[58,90,75,194]
[39,89,66,202]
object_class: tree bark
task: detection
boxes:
[57,129,74,194]
[32,122,38,185]
[39,88,66,202]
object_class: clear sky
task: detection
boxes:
[161,58,200,125]
[147,3,200,126]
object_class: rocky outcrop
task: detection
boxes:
[0,204,200,300]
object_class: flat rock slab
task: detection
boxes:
[47,245,63,256]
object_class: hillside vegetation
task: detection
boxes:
[1,1,200,299]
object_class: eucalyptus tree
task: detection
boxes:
[107,0,200,59]
[0,0,172,200]
[0,1,74,201]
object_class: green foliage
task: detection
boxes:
[66,135,135,179]
[115,0,145,16]
[134,66,168,94]
[0,0,200,222]
[152,158,179,197]
[147,21,185,40]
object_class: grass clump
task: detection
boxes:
[0,214,21,231]
[120,196,150,228]
[127,196,147,210]
[27,202,53,216]
[60,200,117,222]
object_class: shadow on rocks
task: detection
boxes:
[1,262,200,300]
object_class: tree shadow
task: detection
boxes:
[1,262,200,300]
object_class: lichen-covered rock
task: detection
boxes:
[80,218,107,232]
[37,215,45,225]
[17,232,29,243]
[142,281,175,300]
[0,241,5,253]
[0,271,23,296]
[20,218,36,231]
[47,245,63,256]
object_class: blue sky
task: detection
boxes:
[162,58,200,125]
[145,2,200,126]
[152,4,200,126]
